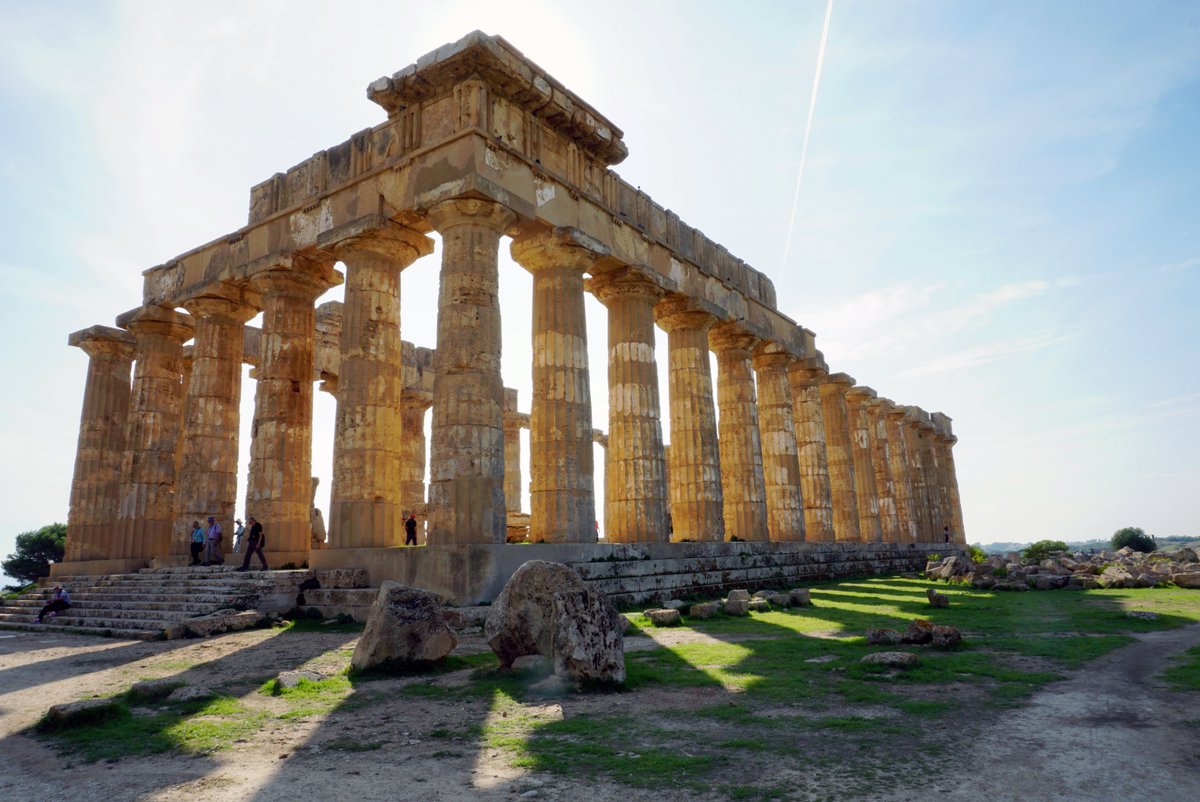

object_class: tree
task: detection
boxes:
[1111,526,1156,553]
[2,523,66,589]
[1022,539,1068,564]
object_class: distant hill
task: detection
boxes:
[981,535,1200,554]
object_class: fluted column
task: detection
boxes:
[931,415,966,542]
[175,284,259,557]
[502,389,523,514]
[914,411,946,543]
[752,344,805,542]
[819,372,861,542]
[65,327,135,562]
[326,224,431,548]
[589,268,669,543]
[709,323,768,541]
[401,393,433,515]
[788,359,835,542]
[246,261,341,560]
[511,228,598,543]
[882,401,918,542]
[654,297,723,542]
[116,305,193,561]
[901,411,933,541]
[866,398,901,542]
[844,387,882,543]
[427,199,516,544]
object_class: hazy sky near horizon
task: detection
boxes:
[1,1,1198,581]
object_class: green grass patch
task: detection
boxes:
[281,615,364,634]
[1162,645,1200,691]
[987,634,1134,668]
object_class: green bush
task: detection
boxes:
[993,565,1009,578]
[1022,540,1068,564]
[1111,526,1156,553]
[967,544,988,564]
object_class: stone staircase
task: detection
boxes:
[0,566,328,640]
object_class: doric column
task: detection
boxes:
[787,358,835,542]
[116,305,193,561]
[65,326,135,562]
[427,198,516,545]
[589,268,669,543]
[932,412,966,543]
[654,297,723,542]
[752,344,805,542]
[246,260,341,561]
[326,223,431,549]
[844,387,882,543]
[819,372,861,542]
[175,351,193,481]
[866,397,901,542]
[502,389,523,514]
[511,227,598,543]
[913,410,946,543]
[176,283,259,557]
[901,410,933,541]
[882,400,918,542]
[709,322,768,541]
[401,392,433,515]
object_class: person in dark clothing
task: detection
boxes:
[188,520,204,565]
[236,516,268,572]
[37,586,71,623]
[943,525,952,543]
[404,513,418,546]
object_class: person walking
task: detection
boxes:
[232,519,245,553]
[404,512,418,546]
[236,516,268,572]
[189,520,205,566]
[203,516,224,566]
[37,586,71,623]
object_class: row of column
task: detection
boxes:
[65,196,965,566]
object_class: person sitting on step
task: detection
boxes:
[37,586,71,623]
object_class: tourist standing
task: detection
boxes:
[189,520,205,566]
[232,519,245,553]
[37,586,71,623]
[943,525,952,544]
[237,516,268,571]
[204,516,224,565]
[404,512,418,546]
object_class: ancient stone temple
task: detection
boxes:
[57,32,966,599]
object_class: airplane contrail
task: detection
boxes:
[781,0,835,267]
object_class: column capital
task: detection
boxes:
[586,266,669,306]
[510,226,611,273]
[654,295,718,333]
[401,389,434,413]
[249,258,343,300]
[708,321,760,354]
[844,385,878,408]
[822,371,856,390]
[180,282,259,323]
[751,341,797,375]
[324,221,434,267]
[787,355,829,387]
[116,304,195,342]
[69,325,135,360]
[426,197,516,234]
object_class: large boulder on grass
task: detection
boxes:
[551,588,625,684]
[351,582,457,671]
[40,698,123,731]
[485,560,588,668]
[1172,572,1200,589]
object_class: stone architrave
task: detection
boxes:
[788,358,836,542]
[325,222,432,549]
[819,372,861,543]
[502,388,523,514]
[901,410,933,541]
[709,322,769,541]
[510,227,599,544]
[882,400,918,542]
[400,392,433,516]
[654,296,724,542]
[588,268,669,543]
[245,260,341,562]
[866,397,900,543]
[175,283,259,557]
[115,305,194,561]
[64,327,135,562]
[845,387,882,543]
[427,198,516,545]
[751,344,805,542]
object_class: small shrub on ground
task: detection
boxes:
[1111,526,1157,553]
[967,544,988,564]
[1022,540,1068,564]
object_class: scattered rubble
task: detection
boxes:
[926,548,1200,591]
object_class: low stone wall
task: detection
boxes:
[310,541,960,606]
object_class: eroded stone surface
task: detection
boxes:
[352,582,457,670]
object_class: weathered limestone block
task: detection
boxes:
[901,619,934,644]
[753,345,805,542]
[766,593,791,608]
[589,269,670,543]
[819,373,861,543]
[689,601,721,619]
[845,386,882,543]
[551,588,625,684]
[726,589,752,603]
[644,608,683,626]
[655,297,724,542]
[788,360,836,542]
[861,652,919,669]
[1171,573,1200,589]
[314,568,370,589]
[723,598,750,616]
[40,698,123,731]
[748,599,771,612]
[485,560,587,667]
[788,588,812,606]
[930,625,962,649]
[926,588,950,608]
[709,322,769,541]
[511,228,599,543]
[866,627,902,645]
[351,582,457,670]
[428,199,516,545]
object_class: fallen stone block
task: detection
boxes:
[352,582,457,672]
[167,685,216,704]
[866,627,902,645]
[723,599,750,616]
[726,589,752,603]
[485,560,586,668]
[788,588,812,606]
[861,651,919,669]
[128,678,184,702]
[40,698,123,731]
[1171,572,1200,589]
[926,588,950,608]
[644,608,682,626]
[901,619,934,645]
[552,587,625,684]
[748,599,771,612]
[275,670,327,689]
[930,625,962,649]
[689,601,721,619]
[766,593,791,608]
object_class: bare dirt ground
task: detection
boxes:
[1,623,1198,802]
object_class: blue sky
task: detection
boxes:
[1,1,1197,581]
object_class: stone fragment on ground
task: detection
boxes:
[644,608,682,626]
[866,627,902,645]
[689,601,721,619]
[485,560,587,668]
[276,670,327,688]
[748,599,771,612]
[789,588,812,606]
[930,625,962,648]
[766,593,791,608]
[723,598,750,616]
[128,678,184,702]
[41,698,123,730]
[1172,573,1200,589]
[352,582,457,671]
[660,599,687,610]
[551,587,625,684]
[901,619,934,644]
[167,685,216,703]
[861,651,919,668]
[726,589,751,603]
[926,588,950,608]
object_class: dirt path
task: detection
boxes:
[1,624,1198,801]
